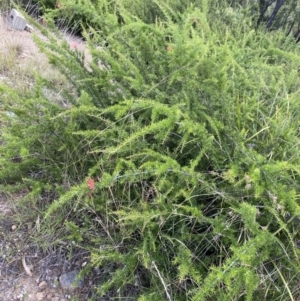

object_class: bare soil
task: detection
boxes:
[0,192,91,301]
[0,9,88,63]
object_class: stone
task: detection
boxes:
[38,281,47,290]
[46,293,54,299]
[36,292,46,301]
[8,9,27,31]
[59,270,83,291]
[25,24,33,32]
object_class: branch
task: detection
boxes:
[266,0,287,29]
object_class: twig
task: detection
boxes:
[152,261,172,301]
[21,256,32,277]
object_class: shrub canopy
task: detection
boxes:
[1,0,300,300]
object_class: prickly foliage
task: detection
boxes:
[1,1,300,300]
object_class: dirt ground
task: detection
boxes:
[0,193,85,301]
[0,8,88,59]
[0,10,91,301]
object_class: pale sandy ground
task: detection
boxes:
[0,9,88,60]
[0,11,88,301]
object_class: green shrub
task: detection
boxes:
[2,1,300,300]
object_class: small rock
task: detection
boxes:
[25,24,33,32]
[9,9,27,31]
[36,292,46,301]
[38,281,47,290]
[46,293,52,299]
[59,270,83,291]
[11,225,17,231]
